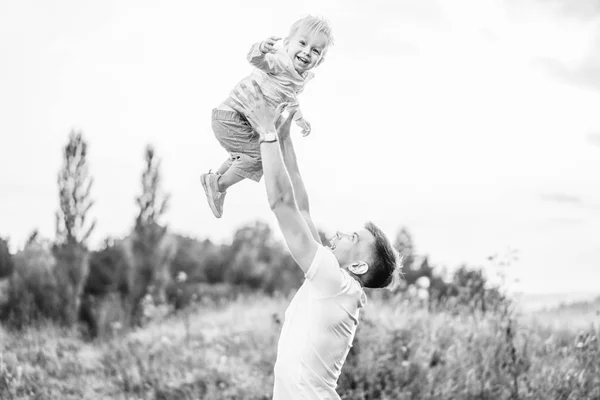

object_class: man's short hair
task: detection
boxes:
[288,15,335,51]
[363,221,402,290]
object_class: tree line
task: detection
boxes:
[0,130,509,338]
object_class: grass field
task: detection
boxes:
[1,293,599,400]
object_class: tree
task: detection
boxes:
[394,227,415,269]
[0,237,13,278]
[54,131,96,324]
[225,221,303,294]
[135,145,170,238]
[55,130,96,247]
[4,132,96,327]
[1,236,60,327]
[79,145,176,336]
[394,227,426,289]
[52,130,96,325]
[125,144,174,325]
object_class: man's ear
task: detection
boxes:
[348,261,369,275]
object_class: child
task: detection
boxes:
[201,15,334,218]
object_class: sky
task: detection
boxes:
[1,0,599,294]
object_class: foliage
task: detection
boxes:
[76,145,177,337]
[85,242,128,297]
[222,221,303,294]
[52,243,90,326]
[51,131,96,327]
[127,145,174,318]
[167,222,303,300]
[135,144,170,238]
[0,237,13,278]
[0,121,595,398]
[169,236,226,284]
[0,237,63,327]
[55,130,96,247]
[393,226,509,314]
[1,294,599,399]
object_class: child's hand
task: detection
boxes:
[260,36,281,54]
[295,118,311,137]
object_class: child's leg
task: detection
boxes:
[203,109,262,218]
[212,158,244,192]
[215,159,231,176]
[211,112,261,192]
[217,169,244,192]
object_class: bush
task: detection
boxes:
[1,239,61,327]
[85,243,128,296]
[0,237,13,278]
[168,223,304,296]
[0,239,89,328]
[1,292,599,399]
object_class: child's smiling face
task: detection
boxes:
[284,29,328,74]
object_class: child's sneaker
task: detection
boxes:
[201,172,226,218]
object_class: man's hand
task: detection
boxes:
[275,111,295,141]
[295,118,312,137]
[259,36,281,54]
[230,81,286,138]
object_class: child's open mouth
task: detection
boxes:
[296,55,309,65]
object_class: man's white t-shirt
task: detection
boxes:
[273,245,367,399]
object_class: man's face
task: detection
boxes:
[327,228,375,268]
[284,29,327,74]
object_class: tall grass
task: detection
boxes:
[0,293,598,399]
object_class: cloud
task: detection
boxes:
[540,193,600,214]
[546,0,600,21]
[515,0,600,21]
[520,0,600,92]
[535,27,600,92]
[337,0,444,58]
[538,57,600,93]
[587,132,600,147]
[540,193,583,205]
[537,217,584,228]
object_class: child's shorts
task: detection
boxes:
[211,108,263,182]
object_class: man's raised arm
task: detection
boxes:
[276,113,321,244]
[230,81,319,273]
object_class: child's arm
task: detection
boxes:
[291,81,314,136]
[247,36,286,74]
[292,106,311,137]
[292,108,303,121]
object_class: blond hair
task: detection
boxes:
[288,15,334,53]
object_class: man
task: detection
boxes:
[230,81,401,399]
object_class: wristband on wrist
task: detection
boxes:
[259,130,278,143]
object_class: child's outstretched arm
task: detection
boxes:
[247,36,286,73]
[292,107,311,137]
[291,84,312,136]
